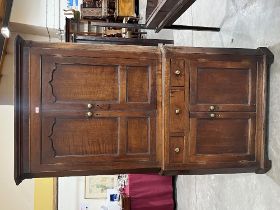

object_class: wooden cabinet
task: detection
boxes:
[15,36,273,184]
[15,36,162,184]
[162,47,273,175]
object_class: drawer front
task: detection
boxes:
[170,89,186,132]
[190,59,257,112]
[188,112,256,163]
[168,137,185,164]
[170,59,185,87]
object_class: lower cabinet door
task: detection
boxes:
[28,112,157,176]
[188,112,257,168]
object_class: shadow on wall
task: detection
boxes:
[0,33,59,105]
[267,42,280,186]
[0,35,14,105]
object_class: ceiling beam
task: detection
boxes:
[0,0,14,79]
[2,0,13,27]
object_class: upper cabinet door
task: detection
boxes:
[190,56,257,112]
[15,41,161,182]
[41,55,156,111]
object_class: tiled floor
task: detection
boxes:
[141,0,280,209]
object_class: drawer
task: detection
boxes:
[169,136,185,164]
[170,59,185,87]
[170,89,186,132]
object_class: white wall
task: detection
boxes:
[0,32,61,210]
[11,0,66,30]
[58,177,108,210]
[0,105,34,210]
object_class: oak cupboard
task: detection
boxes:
[15,36,273,184]
[161,47,273,175]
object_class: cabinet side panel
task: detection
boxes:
[14,36,31,185]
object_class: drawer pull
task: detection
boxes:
[86,112,93,117]
[210,113,216,118]
[209,105,215,111]
[174,70,181,75]
[175,108,181,114]
[87,103,93,109]
[174,148,180,153]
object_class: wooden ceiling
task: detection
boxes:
[0,0,13,77]
[0,0,5,25]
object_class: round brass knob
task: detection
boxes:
[210,113,215,118]
[174,70,181,75]
[87,112,93,117]
[175,108,180,114]
[87,103,93,109]
[209,105,215,111]
[174,148,180,153]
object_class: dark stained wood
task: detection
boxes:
[14,35,273,184]
[146,0,196,31]
[161,46,273,174]
[127,66,149,103]
[189,112,256,161]
[146,0,158,21]
[47,63,119,103]
[169,88,186,132]
[127,117,149,154]
[168,137,185,164]
[14,36,30,185]
[14,36,160,184]
[164,25,220,31]
[42,117,119,157]
[75,35,174,46]
[121,194,131,210]
[170,59,185,87]
[189,57,257,112]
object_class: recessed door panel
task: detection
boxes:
[50,64,119,102]
[189,112,256,163]
[41,117,119,163]
[126,66,150,103]
[126,117,150,154]
[190,58,257,112]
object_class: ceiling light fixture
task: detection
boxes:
[1,27,10,38]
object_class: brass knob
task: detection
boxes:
[86,112,93,117]
[174,70,181,75]
[209,105,215,111]
[175,108,180,114]
[87,103,93,109]
[210,113,215,118]
[174,148,180,153]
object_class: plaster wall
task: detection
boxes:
[173,0,280,209]
[58,176,109,210]
[0,33,61,210]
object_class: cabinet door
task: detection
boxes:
[190,57,257,112]
[28,49,159,176]
[188,112,256,167]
